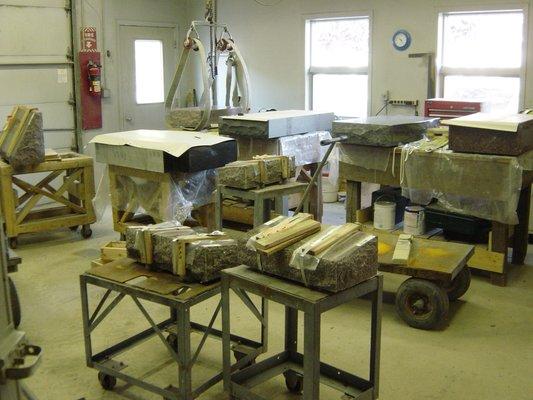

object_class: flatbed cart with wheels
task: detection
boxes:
[80,258,267,400]
[366,230,474,330]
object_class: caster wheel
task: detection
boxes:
[9,238,17,249]
[98,372,117,390]
[8,277,21,328]
[166,333,178,351]
[69,226,79,232]
[81,225,93,239]
[442,268,471,301]
[395,278,449,330]
[233,350,256,369]
[284,371,303,394]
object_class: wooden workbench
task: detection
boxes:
[0,152,96,247]
[341,146,533,286]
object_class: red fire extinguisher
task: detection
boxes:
[87,60,102,96]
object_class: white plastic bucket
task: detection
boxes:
[322,175,339,203]
[404,205,425,235]
[373,201,396,230]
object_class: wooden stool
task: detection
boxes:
[215,181,310,229]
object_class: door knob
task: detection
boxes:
[125,115,133,122]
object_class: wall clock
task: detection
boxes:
[392,29,411,51]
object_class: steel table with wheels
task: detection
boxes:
[221,265,383,400]
[80,258,267,400]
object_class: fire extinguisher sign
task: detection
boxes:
[81,27,97,52]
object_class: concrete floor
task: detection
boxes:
[10,203,533,400]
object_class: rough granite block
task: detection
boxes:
[219,110,334,139]
[448,125,533,156]
[332,116,439,147]
[125,224,196,261]
[231,229,378,293]
[183,239,241,283]
[218,156,296,189]
[125,224,239,283]
[166,106,242,129]
[1,108,45,170]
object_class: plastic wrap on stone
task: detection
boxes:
[113,169,216,223]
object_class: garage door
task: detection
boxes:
[0,0,76,151]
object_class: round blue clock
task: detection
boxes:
[392,29,411,51]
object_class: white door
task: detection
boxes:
[119,25,176,130]
[0,0,76,151]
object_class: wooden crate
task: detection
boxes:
[101,241,127,262]
[0,152,96,247]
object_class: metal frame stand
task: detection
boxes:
[80,271,266,400]
[222,265,382,400]
[215,181,310,229]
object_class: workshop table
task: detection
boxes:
[221,265,382,400]
[80,258,266,400]
[340,145,533,286]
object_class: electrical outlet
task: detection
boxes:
[388,99,419,107]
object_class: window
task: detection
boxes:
[134,39,165,104]
[306,16,370,118]
[437,10,525,113]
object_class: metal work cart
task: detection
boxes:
[80,258,267,400]
[221,265,383,400]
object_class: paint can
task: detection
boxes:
[404,205,425,235]
[373,201,396,230]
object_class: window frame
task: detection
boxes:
[304,12,372,117]
[436,5,528,111]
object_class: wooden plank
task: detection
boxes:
[391,234,413,265]
[0,168,16,236]
[17,213,92,234]
[307,223,360,255]
[101,241,127,262]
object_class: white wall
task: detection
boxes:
[185,0,533,114]
[77,0,187,149]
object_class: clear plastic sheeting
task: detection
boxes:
[397,141,532,225]
[279,131,331,166]
[113,169,216,223]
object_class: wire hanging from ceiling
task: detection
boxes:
[253,0,283,6]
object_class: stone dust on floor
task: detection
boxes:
[9,203,533,400]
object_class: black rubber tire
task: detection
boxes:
[443,268,471,301]
[81,225,93,239]
[69,225,79,232]
[283,371,303,394]
[9,237,17,249]
[166,333,178,351]
[98,372,117,390]
[8,277,21,328]
[395,278,449,330]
